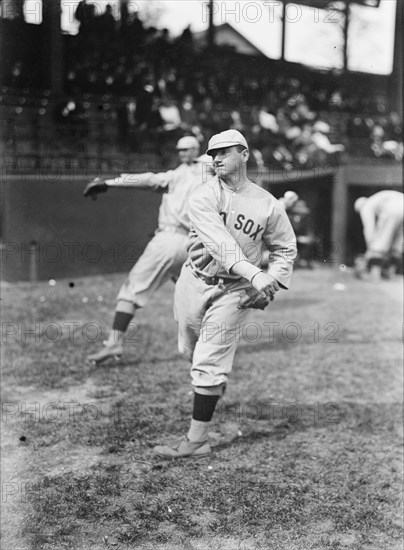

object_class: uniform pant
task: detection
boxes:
[174,263,252,387]
[117,230,188,307]
[367,205,403,261]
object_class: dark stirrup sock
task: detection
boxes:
[192,391,220,422]
[112,311,134,333]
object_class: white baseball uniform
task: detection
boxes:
[108,158,211,307]
[174,175,297,387]
[358,190,403,261]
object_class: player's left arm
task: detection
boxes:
[262,203,297,289]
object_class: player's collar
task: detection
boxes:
[219,177,248,193]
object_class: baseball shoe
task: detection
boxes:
[153,437,211,459]
[353,255,367,279]
[87,342,123,365]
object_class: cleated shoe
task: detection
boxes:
[353,255,367,279]
[87,343,123,365]
[153,437,211,459]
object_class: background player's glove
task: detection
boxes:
[83,178,108,200]
[238,287,271,310]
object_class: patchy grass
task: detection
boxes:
[1,267,402,550]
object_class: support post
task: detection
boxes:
[331,163,347,265]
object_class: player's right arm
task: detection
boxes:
[83,171,173,199]
[105,171,173,191]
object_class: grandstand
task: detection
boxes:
[1,0,402,280]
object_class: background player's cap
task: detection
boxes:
[354,196,367,212]
[176,136,200,150]
[206,130,249,156]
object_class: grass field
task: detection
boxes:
[1,265,403,550]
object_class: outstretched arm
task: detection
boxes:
[83,171,173,199]
[105,171,173,191]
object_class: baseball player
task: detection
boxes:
[153,130,297,458]
[83,136,213,364]
[354,190,403,279]
[278,191,299,211]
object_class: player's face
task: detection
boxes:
[211,146,247,178]
[178,147,198,164]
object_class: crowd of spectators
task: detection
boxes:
[2,3,402,166]
[61,3,402,165]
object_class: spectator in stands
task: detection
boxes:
[151,28,172,74]
[197,97,222,138]
[310,120,345,157]
[10,60,24,87]
[75,0,95,34]
[134,74,156,126]
[159,96,182,134]
[229,110,245,133]
[180,94,197,131]
[175,25,194,75]
[294,121,344,168]
[122,11,146,55]
[158,96,183,160]
[96,4,116,43]
[287,94,315,124]
[177,24,194,51]
[370,117,403,161]
[179,94,204,143]
[257,106,279,134]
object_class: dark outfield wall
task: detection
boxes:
[1,169,335,282]
[1,176,161,282]
[2,162,401,281]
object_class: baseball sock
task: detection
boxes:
[105,312,134,347]
[112,312,134,333]
[187,385,224,443]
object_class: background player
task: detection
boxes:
[354,190,403,279]
[154,130,297,458]
[83,136,212,364]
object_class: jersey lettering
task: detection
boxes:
[234,214,264,241]
[243,219,254,234]
[234,214,245,230]
[251,224,264,241]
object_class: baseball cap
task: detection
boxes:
[206,129,249,156]
[176,136,200,150]
[313,121,330,134]
[354,197,367,212]
[284,191,299,202]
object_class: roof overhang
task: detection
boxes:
[277,0,381,8]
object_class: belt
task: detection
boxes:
[157,226,189,236]
[189,265,236,286]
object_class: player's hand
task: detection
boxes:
[83,178,108,200]
[250,272,280,300]
[238,287,271,310]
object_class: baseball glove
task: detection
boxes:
[238,287,272,310]
[83,177,108,200]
